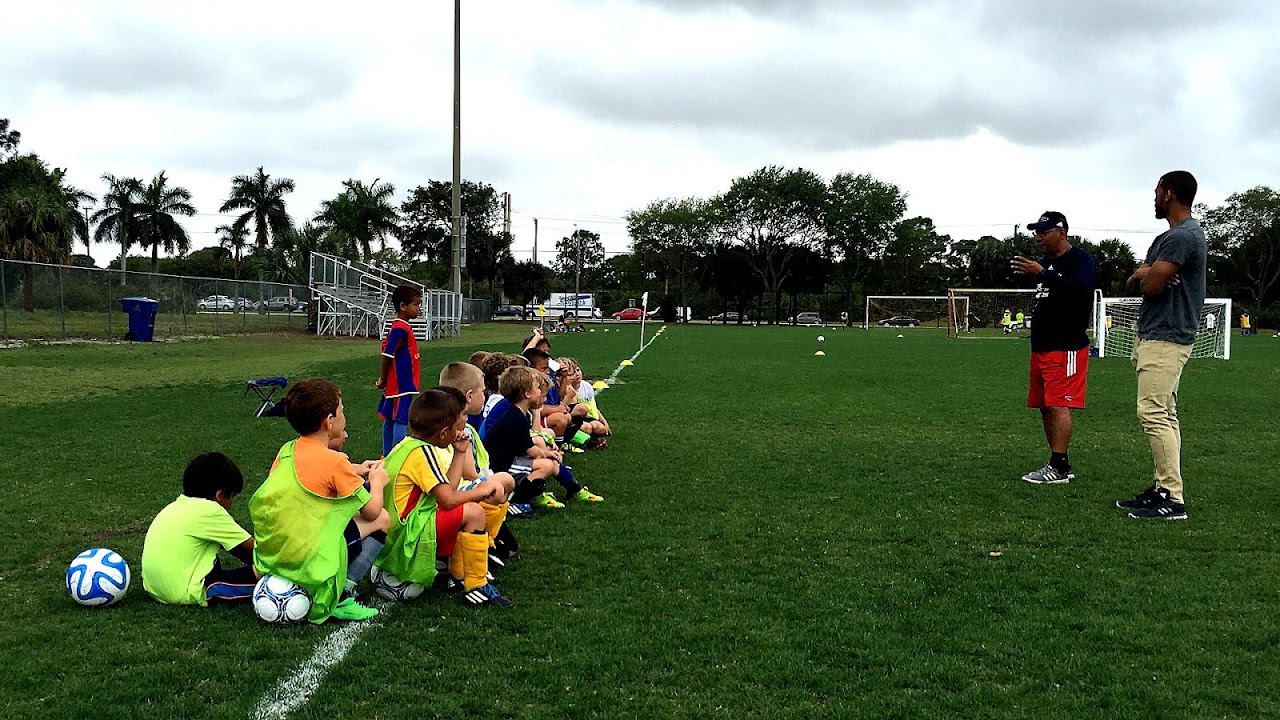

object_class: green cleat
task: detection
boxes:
[331,596,379,621]
[570,487,604,502]
[532,492,565,509]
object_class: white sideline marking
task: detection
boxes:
[250,601,386,720]
[603,329,662,387]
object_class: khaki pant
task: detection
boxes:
[1131,339,1193,502]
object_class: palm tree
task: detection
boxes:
[0,155,77,311]
[135,172,196,273]
[54,172,96,257]
[216,223,249,279]
[220,166,295,251]
[93,174,144,284]
[314,179,400,262]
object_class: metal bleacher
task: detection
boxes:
[309,252,462,341]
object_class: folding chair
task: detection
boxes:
[244,377,288,417]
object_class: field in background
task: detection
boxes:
[2,324,1279,719]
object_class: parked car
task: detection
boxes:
[611,307,645,321]
[708,311,744,323]
[493,304,525,319]
[235,297,257,311]
[878,315,921,327]
[789,312,823,325]
[262,296,300,312]
[197,295,234,311]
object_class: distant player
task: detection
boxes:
[1011,211,1096,485]
[1117,171,1206,520]
[1205,311,1216,334]
[377,286,423,457]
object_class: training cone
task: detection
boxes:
[814,350,826,356]
[897,334,904,338]
[592,381,607,390]
[621,359,634,366]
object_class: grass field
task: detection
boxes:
[2,324,1279,719]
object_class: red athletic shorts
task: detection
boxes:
[435,503,466,557]
[1028,348,1089,408]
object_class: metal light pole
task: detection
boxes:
[449,0,463,294]
[532,218,538,264]
[81,205,93,258]
[574,224,581,318]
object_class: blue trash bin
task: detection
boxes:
[119,297,159,342]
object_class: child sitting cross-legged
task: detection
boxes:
[141,452,260,606]
[251,378,391,623]
[376,387,513,607]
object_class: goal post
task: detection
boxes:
[863,295,952,329]
[946,288,1038,338]
[1097,297,1232,360]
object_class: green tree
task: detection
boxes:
[216,223,250,279]
[1202,187,1280,318]
[399,180,511,296]
[135,172,196,273]
[0,153,78,310]
[0,118,19,159]
[92,174,145,283]
[219,166,295,251]
[714,166,827,323]
[626,196,713,316]
[554,228,606,292]
[824,172,907,315]
[1074,237,1136,296]
[315,179,400,263]
[504,259,554,305]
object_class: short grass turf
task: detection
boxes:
[1,324,1279,719]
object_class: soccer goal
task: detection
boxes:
[863,296,951,329]
[1097,297,1232,360]
[947,288,1103,339]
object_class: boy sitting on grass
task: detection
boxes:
[377,387,512,607]
[482,366,603,508]
[142,452,259,606]
[556,357,609,447]
[251,379,390,623]
[522,348,592,450]
[478,352,528,420]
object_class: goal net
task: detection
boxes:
[948,288,1103,339]
[1097,297,1232,360]
[863,296,951,329]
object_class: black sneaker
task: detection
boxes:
[461,582,513,607]
[1128,497,1188,521]
[1116,486,1166,509]
[432,573,465,593]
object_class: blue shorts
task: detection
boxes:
[204,561,257,604]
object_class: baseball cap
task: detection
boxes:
[1027,211,1068,232]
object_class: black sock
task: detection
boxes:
[370,530,387,543]
[1050,452,1070,472]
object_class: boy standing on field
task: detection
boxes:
[252,379,390,623]
[142,452,260,606]
[378,286,423,457]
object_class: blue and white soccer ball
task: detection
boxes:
[66,548,131,607]
[370,564,425,602]
[252,575,312,625]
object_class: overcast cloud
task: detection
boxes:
[4,0,1280,268]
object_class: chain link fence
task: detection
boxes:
[0,258,311,345]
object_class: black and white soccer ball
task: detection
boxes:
[252,575,312,625]
[370,565,425,602]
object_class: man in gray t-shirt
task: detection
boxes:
[1116,171,1206,521]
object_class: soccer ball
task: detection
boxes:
[817,335,825,343]
[66,548,130,607]
[370,565,425,602]
[252,575,312,625]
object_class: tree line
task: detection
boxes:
[4,117,1279,324]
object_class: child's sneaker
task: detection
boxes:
[332,596,379,621]
[569,487,604,502]
[584,436,608,450]
[559,442,586,454]
[461,583,513,608]
[532,492,565,509]
[507,503,536,519]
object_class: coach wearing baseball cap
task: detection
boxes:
[1011,211,1097,486]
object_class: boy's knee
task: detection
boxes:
[492,472,516,493]
[461,502,485,530]
[373,508,391,534]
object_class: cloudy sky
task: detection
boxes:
[6,0,1280,268]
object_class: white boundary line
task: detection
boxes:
[603,326,662,387]
[249,327,667,720]
[250,600,387,720]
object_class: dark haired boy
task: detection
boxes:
[377,285,423,457]
[376,387,512,607]
[251,378,390,623]
[142,452,259,606]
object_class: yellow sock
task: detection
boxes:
[459,531,490,591]
[448,548,464,581]
[480,502,508,547]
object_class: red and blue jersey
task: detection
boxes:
[378,319,420,424]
